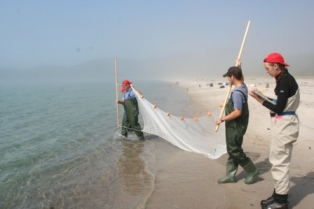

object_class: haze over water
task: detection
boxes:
[1,1,314,80]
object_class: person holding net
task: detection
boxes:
[116,80,145,141]
[216,64,260,185]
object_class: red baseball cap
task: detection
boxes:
[122,80,132,85]
[263,52,289,66]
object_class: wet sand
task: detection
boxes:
[145,77,314,209]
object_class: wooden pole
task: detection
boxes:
[215,20,251,132]
[115,58,120,128]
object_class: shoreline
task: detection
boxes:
[145,77,314,209]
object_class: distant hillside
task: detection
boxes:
[1,52,313,85]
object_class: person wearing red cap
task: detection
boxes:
[216,64,260,185]
[119,86,132,133]
[249,52,300,209]
[117,80,144,140]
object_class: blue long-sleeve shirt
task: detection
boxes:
[124,89,136,100]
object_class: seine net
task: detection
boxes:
[132,87,227,159]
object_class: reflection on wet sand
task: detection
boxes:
[118,140,151,197]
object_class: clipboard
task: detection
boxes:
[252,90,276,105]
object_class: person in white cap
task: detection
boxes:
[249,52,300,209]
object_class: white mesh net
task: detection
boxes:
[132,87,227,159]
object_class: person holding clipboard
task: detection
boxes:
[249,52,300,209]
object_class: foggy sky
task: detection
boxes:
[1,0,314,81]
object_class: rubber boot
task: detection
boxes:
[138,134,145,141]
[218,161,238,184]
[241,159,260,184]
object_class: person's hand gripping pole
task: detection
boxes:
[215,20,251,132]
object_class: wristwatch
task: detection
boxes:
[220,118,225,122]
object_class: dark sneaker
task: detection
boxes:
[261,196,274,208]
[266,202,288,209]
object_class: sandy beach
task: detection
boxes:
[144,77,314,209]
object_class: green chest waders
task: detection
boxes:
[225,94,249,165]
[122,98,144,140]
[223,93,259,184]
[219,91,259,184]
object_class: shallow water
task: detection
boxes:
[0,78,192,209]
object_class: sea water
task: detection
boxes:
[0,78,193,209]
